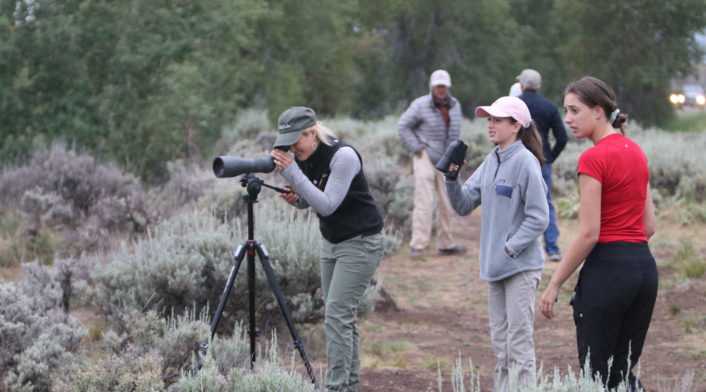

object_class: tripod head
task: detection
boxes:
[240,173,262,202]
[239,173,292,203]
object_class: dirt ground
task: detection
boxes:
[329,213,706,391]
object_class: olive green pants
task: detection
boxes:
[320,232,385,392]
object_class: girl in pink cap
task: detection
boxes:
[444,96,549,391]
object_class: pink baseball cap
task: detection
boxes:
[475,96,532,128]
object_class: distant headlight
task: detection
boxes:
[670,93,686,104]
[696,95,706,106]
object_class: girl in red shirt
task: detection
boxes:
[539,77,657,390]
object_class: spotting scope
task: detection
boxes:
[213,156,276,178]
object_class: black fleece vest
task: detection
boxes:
[296,141,383,243]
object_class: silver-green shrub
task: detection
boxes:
[209,322,251,376]
[548,125,706,202]
[92,210,234,316]
[669,239,705,278]
[170,354,227,392]
[364,154,413,240]
[635,128,706,202]
[58,348,166,392]
[339,115,412,167]
[170,334,317,392]
[213,109,274,156]
[93,198,324,328]
[151,160,218,216]
[54,307,210,391]
[160,309,212,383]
[0,143,150,260]
[224,360,318,392]
[0,262,86,391]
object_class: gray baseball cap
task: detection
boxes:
[274,107,317,147]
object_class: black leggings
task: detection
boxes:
[572,242,658,389]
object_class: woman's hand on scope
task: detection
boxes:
[271,149,294,170]
[279,185,299,205]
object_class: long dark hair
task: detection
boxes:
[564,76,628,134]
[511,119,545,165]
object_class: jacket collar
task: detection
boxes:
[493,140,524,162]
[427,92,456,108]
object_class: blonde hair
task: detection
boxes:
[303,122,337,145]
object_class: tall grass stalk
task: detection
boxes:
[437,353,695,392]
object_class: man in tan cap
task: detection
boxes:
[398,70,467,258]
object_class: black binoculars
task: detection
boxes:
[435,139,467,181]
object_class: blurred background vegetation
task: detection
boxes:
[2,0,706,181]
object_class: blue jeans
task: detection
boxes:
[542,163,560,254]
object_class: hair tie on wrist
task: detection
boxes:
[610,109,620,124]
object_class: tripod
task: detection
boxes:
[202,173,319,388]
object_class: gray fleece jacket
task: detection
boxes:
[445,141,549,282]
[398,92,461,164]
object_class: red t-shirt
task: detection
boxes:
[577,133,648,243]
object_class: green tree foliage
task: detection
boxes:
[353,0,524,114]
[101,0,268,180]
[2,0,102,160]
[509,0,567,102]
[555,0,706,125]
[1,0,265,181]
[1,0,704,180]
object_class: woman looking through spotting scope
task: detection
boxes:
[270,106,385,392]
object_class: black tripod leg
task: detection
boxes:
[245,240,258,365]
[202,244,247,355]
[254,243,320,389]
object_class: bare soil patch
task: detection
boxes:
[348,213,706,391]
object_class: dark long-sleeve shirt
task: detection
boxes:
[519,92,568,163]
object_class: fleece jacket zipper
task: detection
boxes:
[494,149,501,180]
